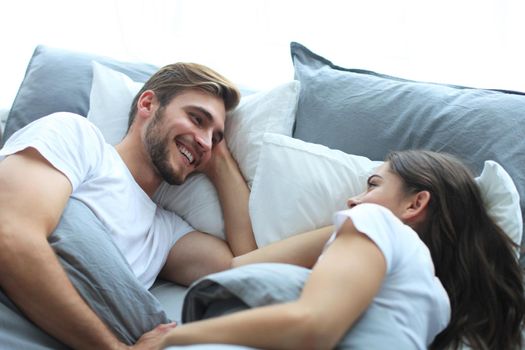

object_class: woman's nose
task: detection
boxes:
[347,194,362,208]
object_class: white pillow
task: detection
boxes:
[87,61,143,145]
[476,160,523,254]
[249,133,381,246]
[250,134,523,252]
[153,173,223,237]
[225,82,299,187]
[154,82,299,238]
[86,62,300,239]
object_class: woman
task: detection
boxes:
[144,150,524,349]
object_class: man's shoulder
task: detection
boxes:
[37,112,105,144]
[1,112,108,166]
[42,112,92,127]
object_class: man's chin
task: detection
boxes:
[157,167,186,186]
[163,177,185,186]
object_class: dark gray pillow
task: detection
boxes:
[2,45,158,145]
[290,42,525,262]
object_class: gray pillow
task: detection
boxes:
[182,263,415,349]
[0,198,169,348]
[290,42,525,262]
[2,45,158,145]
[182,263,308,321]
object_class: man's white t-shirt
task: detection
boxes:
[325,203,451,349]
[0,112,194,288]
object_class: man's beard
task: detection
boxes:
[145,108,185,185]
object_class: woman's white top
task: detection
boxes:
[326,203,450,349]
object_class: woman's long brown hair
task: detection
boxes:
[387,150,524,349]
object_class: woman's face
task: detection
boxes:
[347,162,410,219]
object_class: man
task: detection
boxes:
[0,62,257,349]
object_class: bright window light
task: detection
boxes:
[1,0,524,111]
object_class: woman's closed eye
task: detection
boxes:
[366,175,381,189]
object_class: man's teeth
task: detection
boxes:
[178,144,194,164]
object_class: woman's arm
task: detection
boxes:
[232,225,334,269]
[160,172,333,286]
[160,219,386,350]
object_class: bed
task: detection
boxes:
[1,42,524,349]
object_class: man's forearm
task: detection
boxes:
[207,149,257,255]
[0,232,125,350]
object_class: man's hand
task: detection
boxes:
[199,138,256,255]
[198,139,234,181]
[132,322,178,350]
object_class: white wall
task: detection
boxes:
[1,0,524,114]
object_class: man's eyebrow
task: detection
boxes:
[190,106,214,122]
[189,105,224,144]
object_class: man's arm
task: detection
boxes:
[161,141,336,286]
[160,141,256,286]
[161,225,334,286]
[203,141,257,255]
[0,148,125,350]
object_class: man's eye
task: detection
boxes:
[191,114,203,125]
[212,133,224,146]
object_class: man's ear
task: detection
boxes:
[136,90,157,120]
[401,190,430,223]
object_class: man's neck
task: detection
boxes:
[115,140,161,198]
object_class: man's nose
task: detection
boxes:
[195,129,213,152]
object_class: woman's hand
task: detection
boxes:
[132,322,177,350]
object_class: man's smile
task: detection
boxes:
[176,141,196,165]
